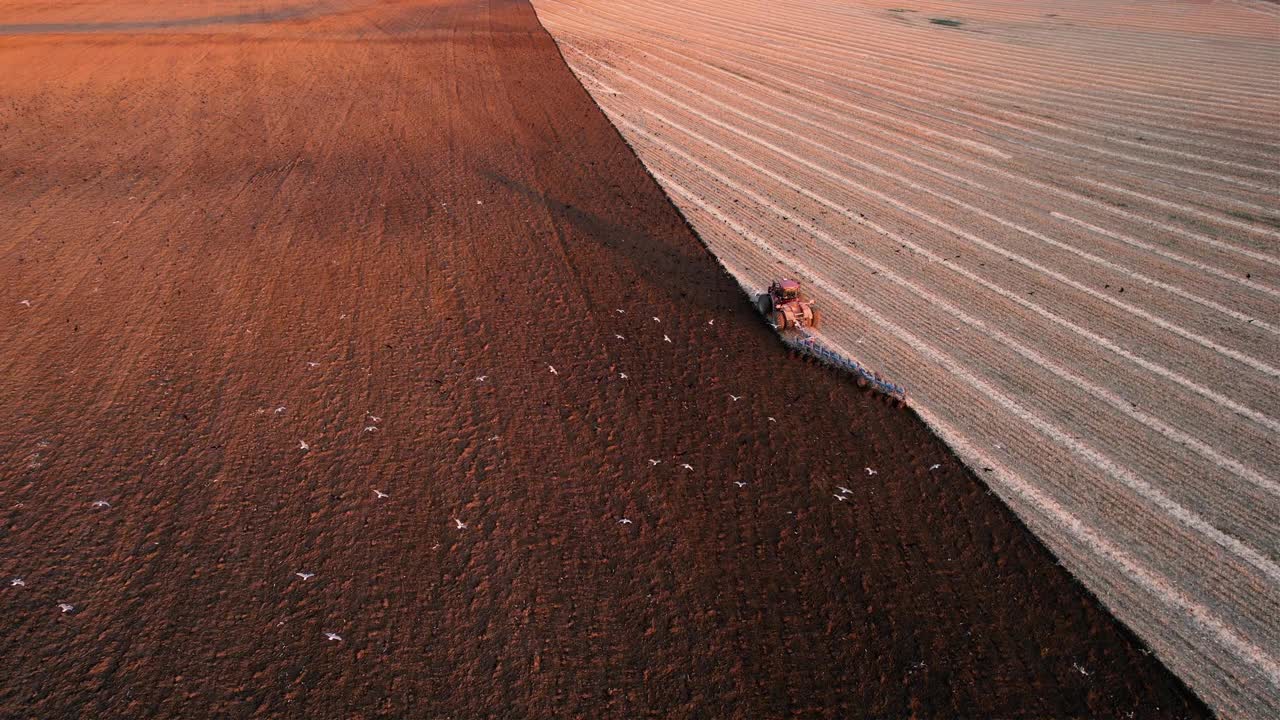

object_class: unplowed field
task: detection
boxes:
[530,0,1280,716]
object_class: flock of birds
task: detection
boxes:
[7,302,947,645]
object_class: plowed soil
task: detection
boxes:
[0,1,1209,718]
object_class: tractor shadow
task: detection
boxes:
[478,166,760,322]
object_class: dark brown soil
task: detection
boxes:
[0,1,1211,717]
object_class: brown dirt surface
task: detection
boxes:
[0,1,1210,718]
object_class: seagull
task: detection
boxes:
[10,578,24,587]
[729,394,741,402]
[616,309,625,314]
[295,572,315,581]
[928,464,941,471]
[615,334,625,340]
[487,435,500,441]
[663,335,671,343]
[299,440,310,451]
[734,481,747,488]
[58,603,74,613]
[274,406,286,414]
[767,417,776,423]
[453,518,467,530]
[617,518,633,525]
[708,319,715,326]
[324,632,342,642]
[865,467,878,476]
[475,376,487,382]
[648,459,661,466]
[652,317,661,323]
[368,415,381,423]
[91,500,110,509]
[18,300,31,307]
[834,494,848,501]
[373,489,389,499]
[364,426,378,433]
[679,463,693,471]
[619,372,628,379]
[548,365,558,375]
[837,486,853,495]
[306,362,320,368]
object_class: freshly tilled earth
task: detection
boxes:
[0,1,1208,717]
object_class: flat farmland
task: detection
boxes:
[0,0,1217,717]
[530,0,1280,716]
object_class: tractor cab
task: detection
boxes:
[771,279,801,302]
[759,279,820,331]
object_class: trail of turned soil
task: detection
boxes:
[0,1,1208,717]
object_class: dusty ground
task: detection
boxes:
[1,0,1210,717]
[531,0,1280,716]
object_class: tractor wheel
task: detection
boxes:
[773,310,788,330]
[809,307,822,329]
[757,294,773,316]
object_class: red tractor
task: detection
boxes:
[757,279,820,331]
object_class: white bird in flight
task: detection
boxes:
[837,486,853,495]
[274,406,286,414]
[548,365,558,375]
[475,376,487,382]
[663,335,671,343]
[616,309,625,314]
[10,578,24,587]
[834,494,848,502]
[928,464,941,471]
[865,467,878,476]
[619,372,628,379]
[652,317,660,323]
[91,500,110,509]
[453,518,467,530]
[299,440,310,451]
[324,632,342,642]
[58,603,74,613]
[734,481,747,488]
[679,463,693,471]
[615,334,625,340]
[648,459,661,466]
[373,489,389,499]
[707,319,714,326]
[18,300,31,307]
[368,415,381,423]
[767,417,776,423]
[364,426,378,433]
[729,394,741,402]
[295,572,314,581]
[617,518,633,525]
[306,361,320,368]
